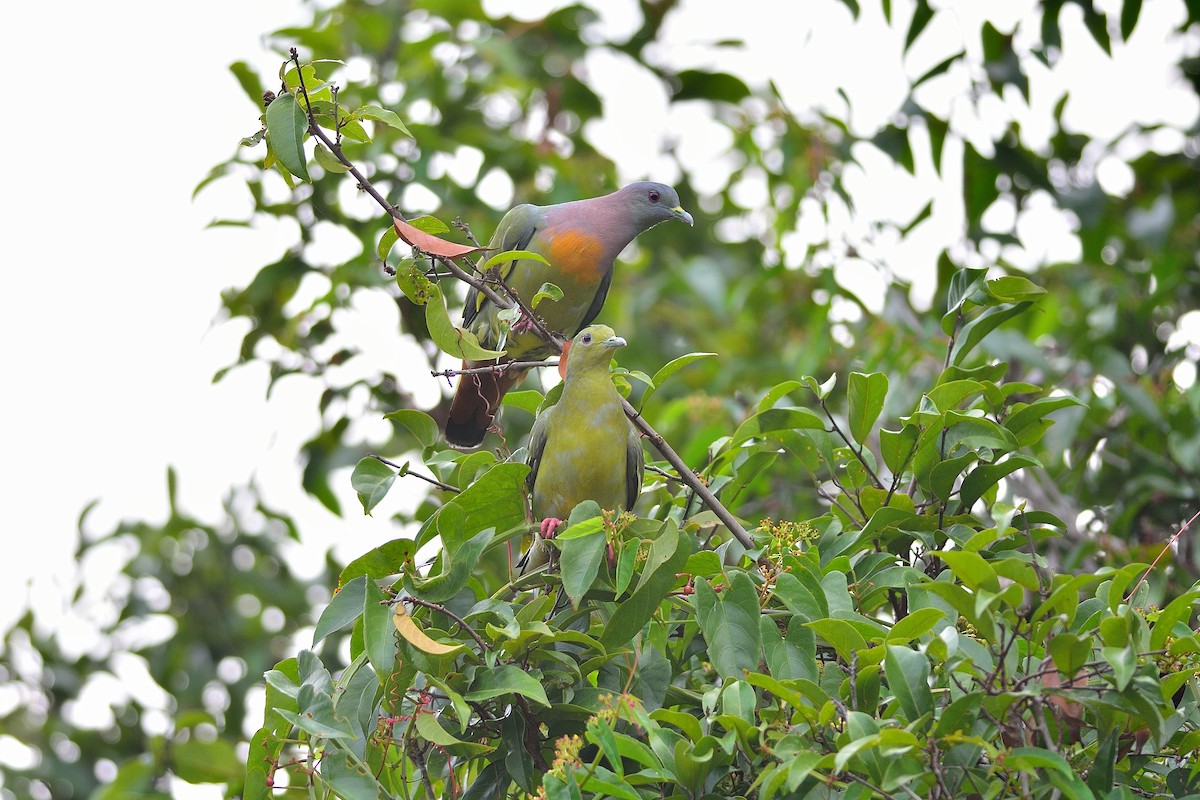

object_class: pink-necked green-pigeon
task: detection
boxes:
[521,324,644,570]
[445,182,692,448]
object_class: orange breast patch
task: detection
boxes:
[546,228,606,282]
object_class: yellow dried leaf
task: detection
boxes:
[393,605,464,655]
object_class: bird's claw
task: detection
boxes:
[512,310,539,334]
[539,517,563,539]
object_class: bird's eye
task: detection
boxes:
[580,333,593,344]
[648,190,660,204]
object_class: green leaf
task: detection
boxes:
[424,462,529,553]
[172,738,243,784]
[912,51,964,90]
[313,142,351,173]
[673,69,752,102]
[1048,632,1091,679]
[1087,729,1119,796]
[587,717,625,777]
[951,303,1033,365]
[884,644,932,722]
[758,380,804,413]
[351,457,397,514]
[340,538,416,584]
[320,750,386,799]
[406,215,450,234]
[412,527,494,603]
[313,575,367,645]
[803,373,837,400]
[958,455,1040,509]
[264,92,310,181]
[886,608,945,644]
[731,407,825,446]
[1006,747,1073,776]
[559,517,607,608]
[396,260,436,305]
[880,424,920,474]
[1082,6,1112,54]
[363,578,397,679]
[377,224,399,260]
[1120,0,1142,39]
[944,267,988,326]
[1101,645,1136,691]
[600,524,692,649]
[425,285,505,360]
[383,408,440,449]
[481,248,552,272]
[1004,397,1081,445]
[905,0,934,51]
[355,104,413,137]
[532,281,564,308]
[501,389,545,415]
[639,352,717,411]
[985,276,1046,303]
[804,618,867,663]
[230,61,265,108]
[694,573,763,679]
[465,664,550,706]
[1150,590,1200,650]
[848,372,889,444]
[934,550,1000,592]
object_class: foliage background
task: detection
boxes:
[3,0,1200,798]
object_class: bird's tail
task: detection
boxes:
[445,362,522,449]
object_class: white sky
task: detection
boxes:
[2,1,1199,790]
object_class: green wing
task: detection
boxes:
[463,204,541,329]
[625,425,644,511]
[525,408,550,495]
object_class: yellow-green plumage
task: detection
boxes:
[526,325,644,531]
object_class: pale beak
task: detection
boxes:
[671,206,694,226]
[604,336,627,349]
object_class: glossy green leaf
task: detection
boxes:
[356,104,413,137]
[532,281,564,308]
[639,352,717,411]
[314,142,351,173]
[600,524,692,649]
[351,456,397,514]
[264,92,310,181]
[848,372,889,443]
[559,517,607,608]
[425,286,505,360]
[313,575,367,645]
[383,408,440,449]
[465,664,550,706]
[958,455,1040,509]
[694,573,762,679]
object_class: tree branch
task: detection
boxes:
[431,360,557,379]
[403,595,490,653]
[370,455,460,494]
[287,50,756,553]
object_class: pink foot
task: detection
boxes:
[539,517,563,539]
[512,310,538,334]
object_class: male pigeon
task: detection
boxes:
[445,182,691,448]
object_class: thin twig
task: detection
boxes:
[371,455,461,493]
[818,396,884,490]
[623,397,756,551]
[404,595,490,653]
[431,360,556,378]
[1125,507,1200,601]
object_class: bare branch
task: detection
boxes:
[370,454,460,494]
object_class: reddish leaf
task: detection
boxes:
[393,218,485,259]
